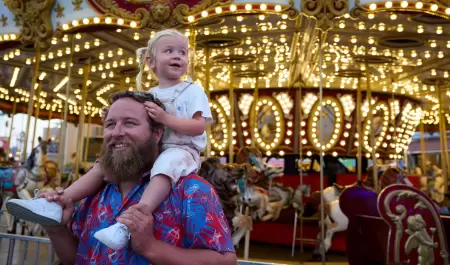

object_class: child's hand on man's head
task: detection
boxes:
[144,101,168,124]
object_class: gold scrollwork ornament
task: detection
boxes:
[5,0,56,49]
[302,0,348,31]
[91,0,231,29]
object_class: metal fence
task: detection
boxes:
[237,261,288,265]
[0,232,55,265]
[0,232,289,265]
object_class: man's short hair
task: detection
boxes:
[107,91,165,133]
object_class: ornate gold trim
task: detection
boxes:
[87,0,231,29]
[0,14,8,27]
[379,186,449,264]
[302,0,348,31]
[5,0,56,49]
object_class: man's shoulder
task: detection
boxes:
[176,173,214,192]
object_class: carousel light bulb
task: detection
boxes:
[368,13,375,19]
[417,25,424,33]
[437,26,443,34]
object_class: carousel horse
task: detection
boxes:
[0,137,60,235]
[292,184,312,211]
[198,157,252,246]
[242,184,283,221]
[310,165,412,260]
[235,147,284,189]
[268,183,294,209]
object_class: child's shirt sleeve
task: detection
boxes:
[187,84,213,124]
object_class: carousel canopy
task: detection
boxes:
[0,0,449,157]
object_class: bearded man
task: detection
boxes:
[42,91,236,265]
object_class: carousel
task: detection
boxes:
[0,0,450,264]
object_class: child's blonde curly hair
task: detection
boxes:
[135,29,194,91]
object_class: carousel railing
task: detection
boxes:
[0,232,55,265]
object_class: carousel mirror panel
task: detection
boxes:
[363,101,390,153]
[250,96,285,152]
[209,100,228,153]
[307,97,344,152]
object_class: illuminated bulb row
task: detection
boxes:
[186,4,284,22]
[96,84,114,96]
[361,99,376,118]
[218,96,231,117]
[62,17,138,31]
[338,94,355,117]
[238,94,254,116]
[275,93,293,116]
[0,33,18,43]
[390,99,400,120]
[301,93,318,115]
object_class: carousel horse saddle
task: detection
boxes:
[333,183,346,193]
[0,167,17,192]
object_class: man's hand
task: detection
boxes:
[144,101,168,124]
[117,203,156,256]
[39,188,75,227]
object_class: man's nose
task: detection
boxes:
[111,124,125,137]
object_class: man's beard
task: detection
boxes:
[101,137,158,184]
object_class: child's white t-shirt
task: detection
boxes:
[149,82,212,152]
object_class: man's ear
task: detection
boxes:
[151,127,163,143]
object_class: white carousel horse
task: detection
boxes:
[0,137,59,235]
[311,165,413,259]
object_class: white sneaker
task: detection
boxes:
[6,198,62,226]
[94,222,130,250]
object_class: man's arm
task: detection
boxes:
[46,226,78,265]
[145,241,237,265]
[41,192,79,265]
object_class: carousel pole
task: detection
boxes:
[391,81,398,166]
[318,31,326,264]
[46,108,53,139]
[419,120,426,175]
[365,60,378,192]
[7,101,17,158]
[437,83,449,193]
[22,46,40,161]
[298,82,304,254]
[189,26,196,81]
[356,77,362,182]
[204,48,211,157]
[31,81,43,148]
[57,118,64,167]
[58,35,75,173]
[251,73,259,148]
[228,64,234,163]
[83,113,92,169]
[74,58,91,179]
